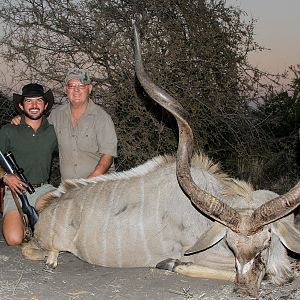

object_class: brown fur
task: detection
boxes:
[223,179,253,198]
[36,191,56,212]
[191,153,253,199]
[191,153,229,182]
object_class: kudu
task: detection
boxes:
[21,24,300,298]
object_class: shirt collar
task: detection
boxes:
[20,115,49,130]
[85,100,98,115]
[64,99,98,117]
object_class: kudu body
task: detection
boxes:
[22,25,300,298]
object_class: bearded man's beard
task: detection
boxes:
[23,109,44,120]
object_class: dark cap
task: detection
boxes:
[13,83,54,115]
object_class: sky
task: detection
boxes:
[226,0,300,76]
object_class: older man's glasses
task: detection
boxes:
[67,83,87,89]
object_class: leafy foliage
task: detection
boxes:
[0,92,15,124]
[250,68,300,192]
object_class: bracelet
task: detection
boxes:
[2,172,8,184]
[0,171,7,180]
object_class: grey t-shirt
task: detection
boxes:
[48,100,117,180]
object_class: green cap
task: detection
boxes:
[64,68,91,85]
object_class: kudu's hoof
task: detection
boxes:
[156,258,181,271]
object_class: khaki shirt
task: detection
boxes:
[48,100,117,180]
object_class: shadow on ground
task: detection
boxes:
[0,217,300,300]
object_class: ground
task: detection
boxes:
[0,218,300,300]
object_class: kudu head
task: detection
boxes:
[133,23,300,298]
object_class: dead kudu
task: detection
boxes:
[21,25,300,298]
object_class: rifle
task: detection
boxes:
[0,150,38,233]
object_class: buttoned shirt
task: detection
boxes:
[48,100,117,180]
[0,116,58,184]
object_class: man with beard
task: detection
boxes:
[0,83,58,245]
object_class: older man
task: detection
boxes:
[48,68,118,180]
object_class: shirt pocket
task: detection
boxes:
[57,127,70,146]
[56,127,72,158]
[77,131,99,154]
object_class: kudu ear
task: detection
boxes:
[185,222,227,255]
[272,221,300,254]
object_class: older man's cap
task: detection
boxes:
[64,68,91,85]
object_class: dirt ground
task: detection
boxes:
[0,218,300,300]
